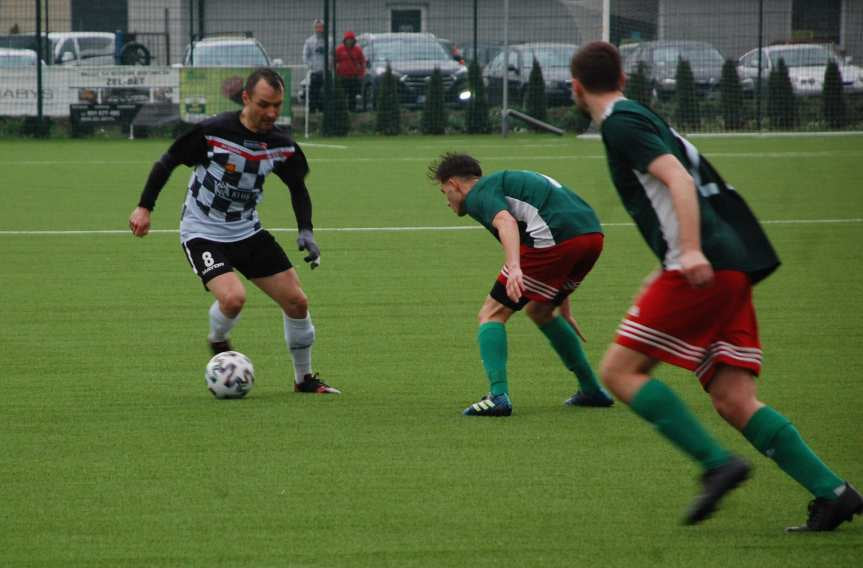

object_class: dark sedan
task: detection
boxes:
[357,32,469,110]
[483,42,578,107]
[622,40,728,100]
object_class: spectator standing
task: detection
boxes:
[303,19,326,112]
[335,31,366,112]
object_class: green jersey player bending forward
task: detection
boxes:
[428,153,613,416]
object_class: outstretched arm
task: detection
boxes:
[129,153,180,237]
[278,169,320,268]
[491,209,524,302]
[558,296,587,342]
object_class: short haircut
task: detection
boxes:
[244,68,285,95]
[570,41,623,93]
[427,153,483,183]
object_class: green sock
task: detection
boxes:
[477,322,508,396]
[630,379,730,470]
[539,316,602,395]
[742,406,843,499]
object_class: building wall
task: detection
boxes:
[0,0,72,34]
[657,0,863,61]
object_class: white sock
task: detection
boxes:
[208,301,239,342]
[284,312,315,383]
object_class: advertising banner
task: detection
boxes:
[0,66,178,117]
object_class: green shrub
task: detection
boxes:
[822,59,846,129]
[375,64,401,135]
[720,59,744,130]
[674,58,700,130]
[625,60,652,107]
[767,57,798,129]
[465,59,491,134]
[421,67,447,134]
[523,57,548,126]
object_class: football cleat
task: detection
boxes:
[564,388,615,407]
[294,373,341,394]
[209,339,233,355]
[785,482,863,532]
[463,393,512,417]
[684,456,751,525]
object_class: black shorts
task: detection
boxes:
[182,230,293,287]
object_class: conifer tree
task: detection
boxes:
[421,67,447,134]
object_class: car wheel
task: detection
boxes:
[119,42,151,65]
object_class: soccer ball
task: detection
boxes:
[205,351,255,399]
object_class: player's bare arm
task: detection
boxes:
[129,206,151,237]
[647,154,714,288]
[491,209,524,302]
[559,296,587,342]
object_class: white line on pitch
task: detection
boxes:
[2,149,862,166]
[1,218,861,236]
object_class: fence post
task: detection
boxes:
[502,0,509,137]
[756,0,764,132]
[35,0,44,133]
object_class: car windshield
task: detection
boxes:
[652,45,724,66]
[371,38,450,63]
[769,46,834,67]
[0,52,36,67]
[521,46,575,69]
[190,43,269,66]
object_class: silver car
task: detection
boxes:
[738,44,863,95]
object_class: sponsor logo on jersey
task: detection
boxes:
[244,140,268,150]
[214,180,254,203]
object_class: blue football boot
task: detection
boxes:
[564,387,615,407]
[463,393,513,417]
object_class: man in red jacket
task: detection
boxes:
[335,31,366,112]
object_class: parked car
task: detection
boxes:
[46,31,150,65]
[182,35,281,67]
[622,40,738,100]
[357,32,469,109]
[438,38,464,64]
[737,43,863,95]
[483,42,578,106]
[0,47,40,67]
[461,42,503,68]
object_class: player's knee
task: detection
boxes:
[286,293,309,316]
[478,298,511,325]
[220,291,246,316]
[599,354,624,392]
[709,387,757,427]
[524,302,554,325]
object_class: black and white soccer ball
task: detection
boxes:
[205,351,255,399]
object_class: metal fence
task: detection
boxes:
[1,0,861,137]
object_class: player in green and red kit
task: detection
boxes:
[570,41,861,530]
[428,153,613,417]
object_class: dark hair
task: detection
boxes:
[244,68,285,94]
[570,41,622,93]
[427,153,483,183]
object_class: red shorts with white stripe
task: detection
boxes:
[494,232,603,309]
[614,269,762,388]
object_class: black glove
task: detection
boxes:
[296,228,321,269]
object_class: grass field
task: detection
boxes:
[1,132,862,567]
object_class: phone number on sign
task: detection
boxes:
[106,77,146,86]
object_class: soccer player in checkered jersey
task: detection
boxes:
[128,68,340,394]
[428,153,614,416]
[569,41,861,530]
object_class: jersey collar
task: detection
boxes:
[598,96,627,125]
